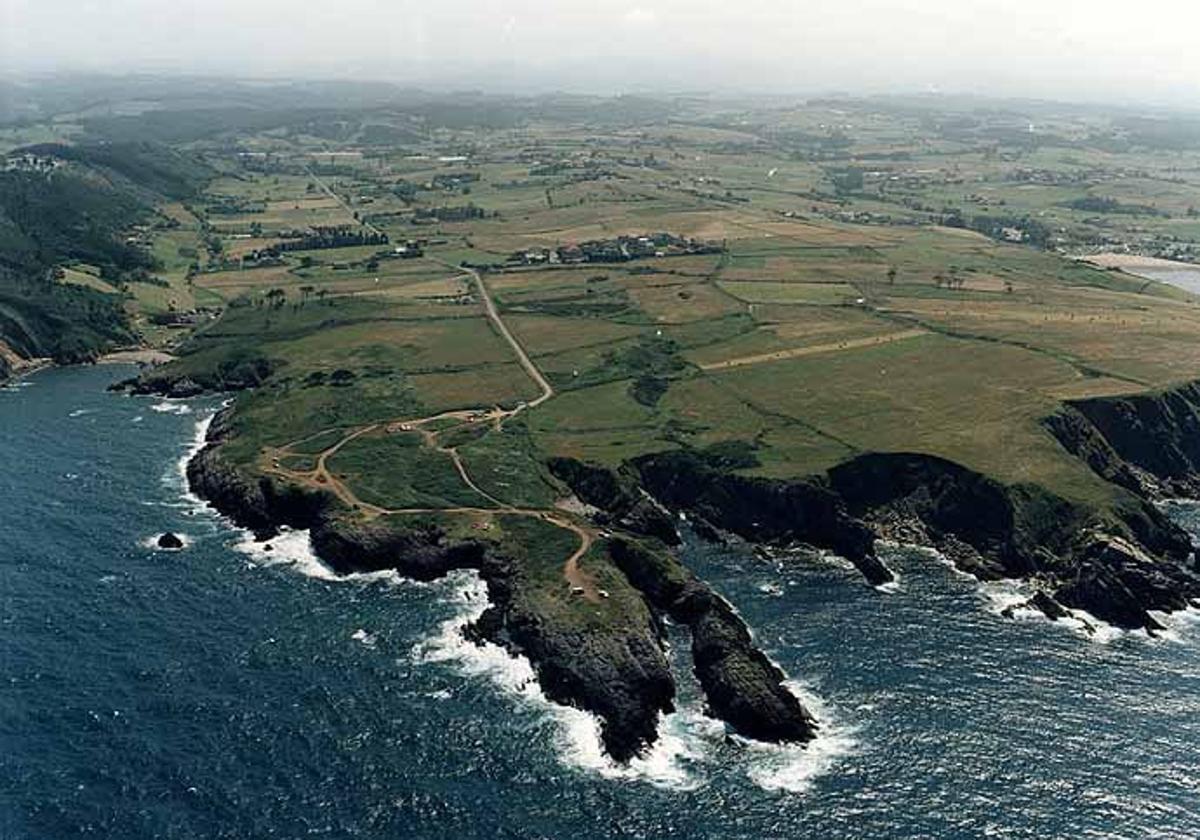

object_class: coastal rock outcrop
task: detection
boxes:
[609,537,817,746]
[156,532,184,550]
[186,422,676,763]
[627,451,888,585]
[547,457,680,546]
[186,408,329,538]
[555,442,1200,634]
[1060,383,1200,498]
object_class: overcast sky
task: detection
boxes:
[3,0,1199,105]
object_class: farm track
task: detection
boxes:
[259,264,600,599]
[699,328,928,371]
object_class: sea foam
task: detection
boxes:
[413,571,709,790]
[744,680,860,794]
[151,400,193,415]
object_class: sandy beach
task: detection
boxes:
[1079,253,1200,272]
[97,349,176,366]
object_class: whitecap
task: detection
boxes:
[151,400,193,415]
[879,539,977,580]
[875,566,902,594]
[1145,605,1200,644]
[979,579,1125,643]
[231,528,339,580]
[231,527,408,587]
[68,408,94,418]
[351,628,378,648]
[745,681,861,794]
[169,412,215,507]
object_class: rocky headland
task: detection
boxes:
[185,407,817,762]
[179,377,1200,762]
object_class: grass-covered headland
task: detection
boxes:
[8,80,1200,760]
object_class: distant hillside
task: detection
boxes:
[0,142,212,372]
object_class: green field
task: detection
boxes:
[30,90,1195,654]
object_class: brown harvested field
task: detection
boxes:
[623,280,744,322]
[372,277,469,300]
[60,268,119,294]
[208,197,356,232]
[195,265,295,292]
[223,237,288,258]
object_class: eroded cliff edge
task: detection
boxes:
[551,383,1200,635]
[186,408,816,762]
[181,376,1200,762]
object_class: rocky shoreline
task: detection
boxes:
[179,376,1200,762]
[185,408,817,762]
[547,386,1200,635]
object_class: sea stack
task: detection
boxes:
[157,532,184,550]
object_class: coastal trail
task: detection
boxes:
[258,266,600,599]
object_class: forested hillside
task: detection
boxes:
[0,142,212,372]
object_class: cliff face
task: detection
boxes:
[1050,383,1200,498]
[546,457,681,545]
[628,451,889,585]
[552,437,1200,633]
[609,538,817,745]
[186,409,327,538]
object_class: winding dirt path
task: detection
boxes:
[257,266,600,598]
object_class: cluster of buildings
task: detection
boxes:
[2,152,63,173]
[507,233,725,266]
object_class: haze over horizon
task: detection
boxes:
[2,0,1199,107]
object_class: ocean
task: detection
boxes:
[3,365,1200,838]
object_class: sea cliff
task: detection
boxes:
[186,408,816,761]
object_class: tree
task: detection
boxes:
[887,265,898,285]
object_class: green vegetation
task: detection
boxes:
[11,81,1200,639]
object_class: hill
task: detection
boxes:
[0,141,213,372]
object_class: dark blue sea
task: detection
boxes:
[4,365,1200,839]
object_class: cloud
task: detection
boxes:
[622,6,657,26]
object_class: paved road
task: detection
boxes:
[445,261,555,409]
[304,165,384,237]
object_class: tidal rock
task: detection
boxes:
[157,532,184,550]
[1029,590,1070,621]
[167,377,204,399]
[1001,590,1070,621]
